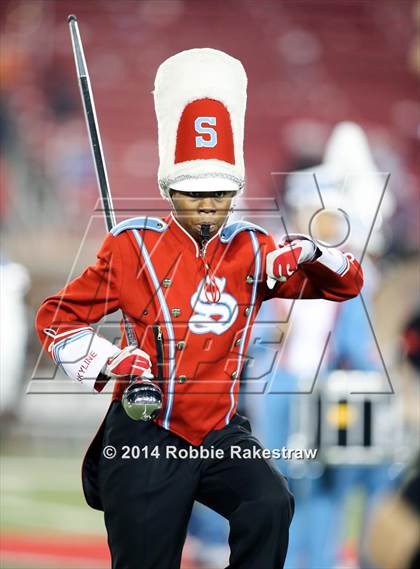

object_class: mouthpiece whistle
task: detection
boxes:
[200,224,211,244]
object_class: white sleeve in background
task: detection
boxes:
[47,328,120,391]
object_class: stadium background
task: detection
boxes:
[1,1,418,568]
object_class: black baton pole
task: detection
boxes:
[67,15,162,421]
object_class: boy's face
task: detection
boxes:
[170,190,236,241]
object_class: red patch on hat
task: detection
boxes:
[175,98,235,164]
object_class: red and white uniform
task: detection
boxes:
[36,213,363,445]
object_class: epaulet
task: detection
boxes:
[111,217,168,236]
[220,221,268,243]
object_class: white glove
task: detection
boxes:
[103,345,153,379]
[266,237,318,289]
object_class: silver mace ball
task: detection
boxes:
[122,378,163,421]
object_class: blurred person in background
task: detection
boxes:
[244,122,397,569]
[364,312,420,569]
[0,251,30,431]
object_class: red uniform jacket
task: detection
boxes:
[36,213,363,445]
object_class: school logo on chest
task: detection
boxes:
[189,277,238,335]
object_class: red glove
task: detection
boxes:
[266,237,318,289]
[103,346,153,379]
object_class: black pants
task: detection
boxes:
[91,401,294,569]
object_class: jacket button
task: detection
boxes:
[235,338,241,346]
[246,275,254,284]
[162,278,171,287]
[143,309,148,315]
[178,375,187,384]
[244,307,251,316]
[172,308,181,317]
[231,371,238,380]
[177,341,186,350]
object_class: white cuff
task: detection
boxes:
[51,330,120,388]
[315,246,350,276]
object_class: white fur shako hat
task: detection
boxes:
[153,48,247,199]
